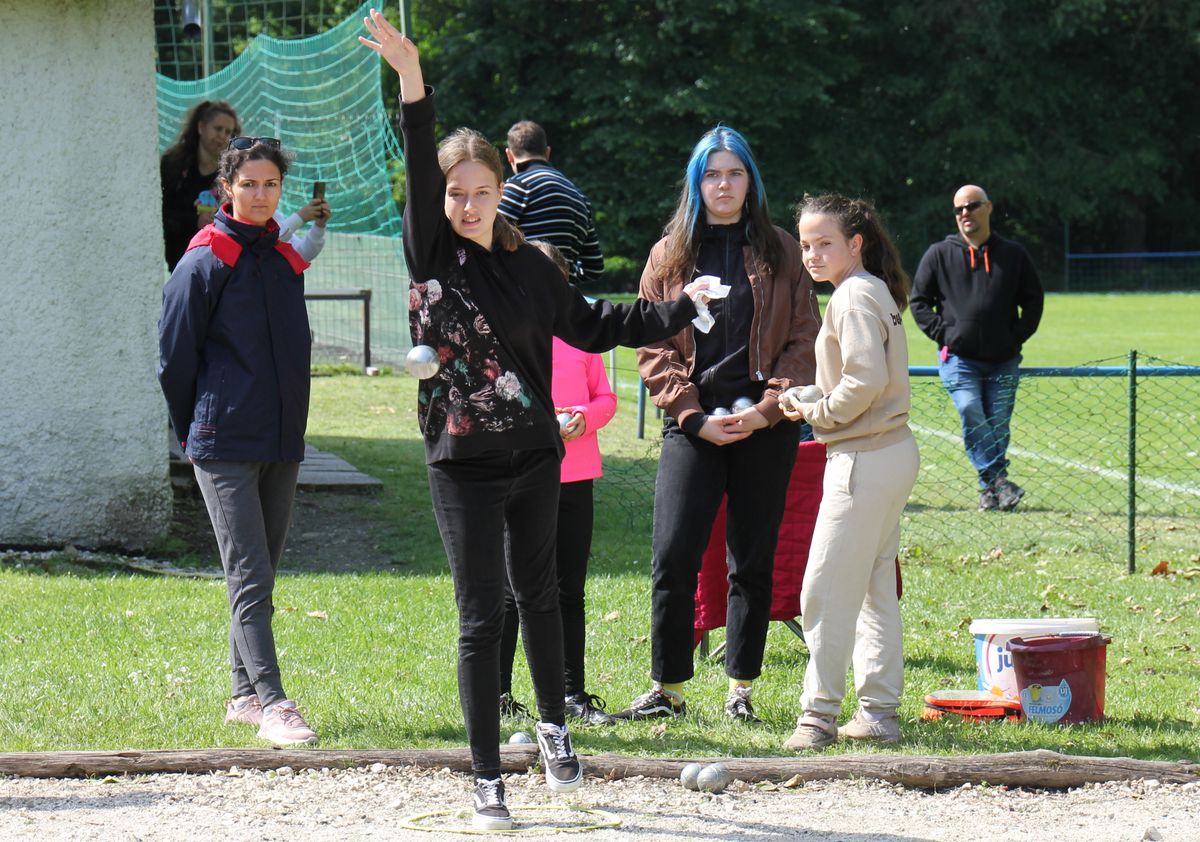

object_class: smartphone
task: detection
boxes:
[312,181,326,201]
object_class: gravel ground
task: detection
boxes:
[2,765,1197,841]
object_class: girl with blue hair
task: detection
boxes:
[621,126,822,722]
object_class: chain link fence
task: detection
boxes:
[600,352,1200,569]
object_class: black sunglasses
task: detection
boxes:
[228,136,281,150]
[954,200,987,216]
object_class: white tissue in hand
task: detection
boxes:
[691,275,731,333]
[695,274,732,299]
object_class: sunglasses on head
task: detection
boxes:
[228,136,281,150]
[954,200,986,216]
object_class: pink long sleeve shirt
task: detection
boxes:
[552,337,617,483]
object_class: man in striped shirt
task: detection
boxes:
[500,120,604,285]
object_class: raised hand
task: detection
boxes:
[358,7,424,101]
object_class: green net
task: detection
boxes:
[156,1,413,366]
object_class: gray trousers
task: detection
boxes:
[194,460,299,708]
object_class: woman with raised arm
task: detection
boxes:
[359,10,710,831]
[780,193,919,751]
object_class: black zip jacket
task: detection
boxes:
[400,89,696,463]
[909,232,1044,362]
[158,207,311,462]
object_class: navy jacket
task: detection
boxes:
[910,232,1044,363]
[158,207,311,462]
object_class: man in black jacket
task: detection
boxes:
[910,185,1044,511]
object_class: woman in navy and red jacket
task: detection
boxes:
[158,137,318,748]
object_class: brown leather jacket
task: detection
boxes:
[636,225,821,429]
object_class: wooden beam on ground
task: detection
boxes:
[0,747,1197,788]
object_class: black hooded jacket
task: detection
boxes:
[909,232,1044,362]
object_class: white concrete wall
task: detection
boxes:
[0,1,171,549]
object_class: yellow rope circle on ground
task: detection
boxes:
[397,804,622,835]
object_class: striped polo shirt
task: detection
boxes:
[499,160,604,284]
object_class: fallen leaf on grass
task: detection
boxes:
[627,635,648,644]
[650,723,668,737]
[1150,561,1170,576]
[306,610,329,620]
[604,611,620,622]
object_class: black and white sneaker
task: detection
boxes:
[565,692,616,725]
[471,776,512,831]
[613,686,687,720]
[534,721,583,792]
[724,685,761,723]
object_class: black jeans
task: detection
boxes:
[193,460,299,709]
[500,479,594,698]
[650,419,800,683]
[426,448,567,775]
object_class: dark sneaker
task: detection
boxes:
[499,692,530,720]
[994,478,1025,511]
[471,776,512,831]
[613,686,687,720]
[979,485,999,511]
[724,685,761,723]
[565,692,616,725]
[534,721,583,793]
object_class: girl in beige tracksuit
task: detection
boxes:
[780,194,919,750]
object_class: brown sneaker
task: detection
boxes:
[257,700,318,745]
[224,694,263,727]
[838,709,901,744]
[783,713,837,751]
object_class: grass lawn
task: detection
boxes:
[1,293,1198,760]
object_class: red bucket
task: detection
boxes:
[1006,633,1111,724]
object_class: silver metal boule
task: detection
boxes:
[710,407,731,417]
[680,762,703,791]
[406,344,440,379]
[795,384,823,403]
[557,412,574,429]
[697,763,731,793]
[731,396,755,413]
[507,731,533,744]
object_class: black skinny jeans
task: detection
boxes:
[426,448,567,776]
[500,479,594,698]
[650,418,800,684]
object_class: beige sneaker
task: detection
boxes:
[224,694,263,727]
[838,709,901,744]
[783,713,837,751]
[257,700,318,745]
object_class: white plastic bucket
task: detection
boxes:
[969,618,1100,700]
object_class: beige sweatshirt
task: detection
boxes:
[806,271,913,453]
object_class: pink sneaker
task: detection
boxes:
[225,694,263,727]
[257,700,318,745]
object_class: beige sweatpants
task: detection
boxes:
[799,433,919,718]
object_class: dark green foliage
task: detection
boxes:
[408,0,1200,288]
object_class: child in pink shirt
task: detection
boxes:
[499,242,618,725]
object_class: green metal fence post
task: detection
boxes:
[1127,349,1137,574]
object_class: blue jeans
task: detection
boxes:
[938,353,1021,489]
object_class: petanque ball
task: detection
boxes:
[731,396,755,413]
[710,407,731,417]
[507,731,533,744]
[405,344,441,379]
[795,384,823,403]
[697,763,732,793]
[680,762,703,791]
[557,412,574,429]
